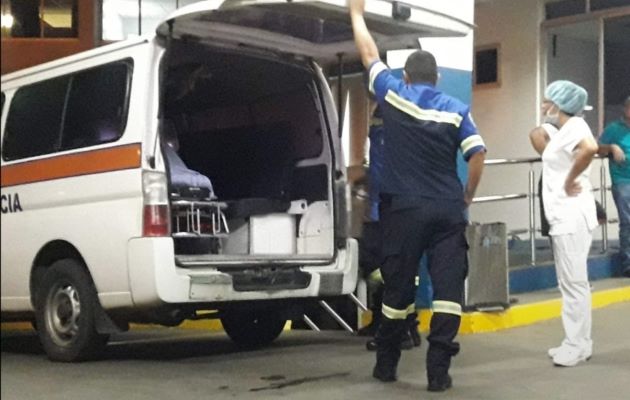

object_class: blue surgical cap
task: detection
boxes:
[544,80,588,115]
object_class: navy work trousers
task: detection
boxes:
[375,195,468,379]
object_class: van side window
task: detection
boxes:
[62,61,133,150]
[2,59,133,161]
[3,76,70,160]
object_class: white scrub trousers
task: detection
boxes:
[550,216,593,355]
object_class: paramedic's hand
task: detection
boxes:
[348,0,365,15]
[564,179,582,197]
[611,144,626,164]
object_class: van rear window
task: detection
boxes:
[2,59,133,161]
[62,62,132,150]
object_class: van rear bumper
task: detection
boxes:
[127,238,357,306]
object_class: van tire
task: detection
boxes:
[220,308,285,348]
[34,259,109,362]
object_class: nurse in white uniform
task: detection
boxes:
[529,80,599,367]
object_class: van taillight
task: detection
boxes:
[143,205,170,237]
[142,171,170,237]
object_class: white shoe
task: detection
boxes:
[547,346,562,358]
[548,344,592,360]
[552,347,591,367]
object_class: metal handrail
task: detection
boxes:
[483,157,541,165]
[472,157,615,265]
[473,194,528,203]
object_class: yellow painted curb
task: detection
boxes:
[457,285,630,334]
[0,322,33,331]
[372,286,630,335]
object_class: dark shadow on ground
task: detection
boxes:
[1,329,360,363]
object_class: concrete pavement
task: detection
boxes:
[2,300,629,400]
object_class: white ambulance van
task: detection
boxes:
[0,0,471,361]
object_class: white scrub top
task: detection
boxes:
[541,119,598,235]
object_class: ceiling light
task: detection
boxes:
[1,13,14,29]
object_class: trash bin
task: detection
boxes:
[464,222,510,311]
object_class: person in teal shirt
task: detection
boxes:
[599,96,630,277]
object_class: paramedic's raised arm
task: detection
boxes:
[349,0,380,69]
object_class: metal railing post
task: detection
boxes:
[528,166,536,266]
[600,162,608,252]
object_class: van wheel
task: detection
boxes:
[220,308,285,348]
[35,259,109,362]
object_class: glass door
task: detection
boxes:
[603,15,630,126]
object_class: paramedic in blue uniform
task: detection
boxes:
[349,0,486,392]
[361,99,421,351]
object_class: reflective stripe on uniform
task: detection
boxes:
[382,303,416,320]
[415,275,420,287]
[432,300,462,316]
[385,90,463,127]
[460,134,486,155]
[382,304,407,319]
[368,268,384,284]
[369,62,389,94]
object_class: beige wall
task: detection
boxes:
[470,0,620,243]
[473,0,543,159]
[470,0,545,235]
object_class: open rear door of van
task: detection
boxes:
[156,0,473,73]
[157,1,474,268]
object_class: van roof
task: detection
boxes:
[1,36,150,85]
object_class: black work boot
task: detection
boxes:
[407,315,421,348]
[373,348,400,382]
[372,318,404,382]
[427,374,453,392]
[400,333,414,350]
[358,320,379,337]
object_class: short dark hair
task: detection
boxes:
[404,50,438,84]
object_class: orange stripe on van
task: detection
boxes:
[0,143,142,188]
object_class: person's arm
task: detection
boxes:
[349,0,380,69]
[598,124,626,163]
[529,126,550,155]
[564,137,598,196]
[598,143,626,163]
[458,111,486,206]
[464,151,485,206]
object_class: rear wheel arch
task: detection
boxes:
[30,241,91,308]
